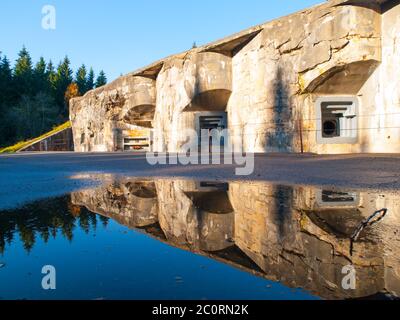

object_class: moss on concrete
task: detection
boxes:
[0,121,71,154]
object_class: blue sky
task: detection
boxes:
[0,0,322,82]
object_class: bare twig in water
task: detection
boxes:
[350,208,388,256]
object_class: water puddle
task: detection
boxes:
[0,177,399,300]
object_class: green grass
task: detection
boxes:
[0,121,71,154]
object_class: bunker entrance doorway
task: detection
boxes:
[196,112,227,153]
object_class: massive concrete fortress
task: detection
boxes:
[70,0,400,154]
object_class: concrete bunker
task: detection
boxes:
[121,77,156,128]
[304,59,381,153]
[70,0,400,155]
[183,52,232,152]
[183,52,232,112]
[119,76,156,151]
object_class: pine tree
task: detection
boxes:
[86,67,95,92]
[56,56,73,84]
[0,54,14,146]
[13,46,33,97]
[14,46,32,77]
[75,64,87,95]
[46,60,57,94]
[34,57,46,75]
[95,70,107,88]
[54,56,73,117]
[0,55,13,105]
[0,54,12,81]
[33,57,48,93]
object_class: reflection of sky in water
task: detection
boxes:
[0,177,399,300]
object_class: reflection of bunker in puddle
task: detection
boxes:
[301,189,380,241]
[159,180,235,253]
[70,178,400,300]
[185,189,233,214]
[306,208,365,239]
[185,182,234,251]
[72,180,159,228]
[126,181,157,199]
[305,190,365,239]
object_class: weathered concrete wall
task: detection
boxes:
[229,2,382,153]
[303,0,400,154]
[70,75,155,152]
[70,0,400,154]
[355,2,400,153]
[152,52,231,152]
[122,76,156,128]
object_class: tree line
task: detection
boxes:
[0,195,109,253]
[0,46,108,147]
